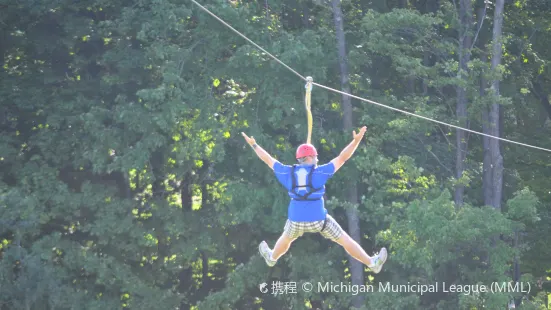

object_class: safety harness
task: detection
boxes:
[289,164,328,231]
[290,164,323,201]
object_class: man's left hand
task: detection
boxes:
[352,126,367,142]
[241,132,256,146]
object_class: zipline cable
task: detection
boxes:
[312,82,551,153]
[189,0,306,81]
[189,0,551,154]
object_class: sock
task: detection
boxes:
[269,250,277,261]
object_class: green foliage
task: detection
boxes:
[1,0,550,309]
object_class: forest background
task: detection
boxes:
[1,0,551,309]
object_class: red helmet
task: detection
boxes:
[296,144,318,159]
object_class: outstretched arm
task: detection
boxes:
[241,132,276,169]
[331,126,367,172]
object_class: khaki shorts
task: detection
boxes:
[283,214,343,241]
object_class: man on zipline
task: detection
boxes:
[241,126,387,273]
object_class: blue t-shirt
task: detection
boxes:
[273,161,336,222]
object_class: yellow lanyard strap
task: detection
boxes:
[305,76,313,144]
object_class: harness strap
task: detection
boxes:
[320,216,328,232]
[291,165,297,190]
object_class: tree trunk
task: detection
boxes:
[200,251,211,297]
[478,34,492,207]
[484,0,507,305]
[178,267,193,309]
[302,1,310,28]
[487,0,504,211]
[330,0,364,308]
[513,229,521,307]
[482,109,493,206]
[181,172,194,211]
[455,0,473,207]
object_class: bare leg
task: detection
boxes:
[333,230,375,267]
[271,232,296,260]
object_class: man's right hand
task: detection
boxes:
[352,126,367,142]
[241,132,275,169]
